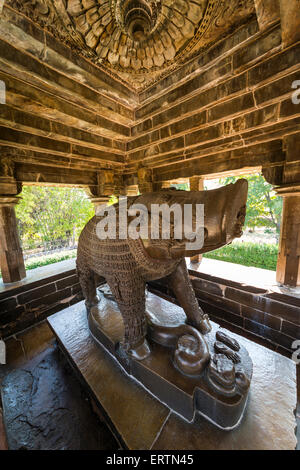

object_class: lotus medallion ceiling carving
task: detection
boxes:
[5,0,255,88]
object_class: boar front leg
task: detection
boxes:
[167,259,211,335]
[106,275,151,360]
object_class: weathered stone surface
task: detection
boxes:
[49,302,170,450]
[254,0,280,31]
[48,298,297,450]
[1,347,118,450]
[233,26,281,70]
[280,0,300,47]
[0,199,26,284]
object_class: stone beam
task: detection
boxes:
[15,162,97,187]
[0,105,126,158]
[0,127,125,165]
[0,71,130,139]
[152,141,284,183]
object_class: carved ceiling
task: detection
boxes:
[6,0,255,89]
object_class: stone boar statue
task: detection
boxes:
[77,179,248,360]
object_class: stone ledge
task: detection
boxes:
[0,259,83,338]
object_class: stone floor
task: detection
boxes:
[0,322,118,450]
[0,321,299,450]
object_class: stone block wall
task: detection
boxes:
[148,269,300,358]
[0,267,84,338]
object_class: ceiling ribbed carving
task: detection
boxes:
[66,0,212,72]
[5,0,255,89]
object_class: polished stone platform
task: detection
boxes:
[48,294,298,450]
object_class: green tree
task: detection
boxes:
[220,174,283,235]
[170,183,190,191]
[16,186,95,249]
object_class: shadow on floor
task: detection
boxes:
[0,322,118,450]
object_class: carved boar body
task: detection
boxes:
[77,180,248,356]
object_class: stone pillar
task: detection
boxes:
[280,0,300,47]
[274,134,300,287]
[137,166,153,194]
[254,0,280,31]
[97,170,115,197]
[0,157,26,283]
[189,176,204,264]
[0,196,26,283]
[87,169,116,214]
[275,186,300,287]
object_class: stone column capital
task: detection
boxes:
[0,176,19,197]
[90,196,110,205]
[0,196,21,207]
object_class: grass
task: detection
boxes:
[0,250,77,279]
[25,250,77,270]
[203,242,278,271]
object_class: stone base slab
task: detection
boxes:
[48,294,297,450]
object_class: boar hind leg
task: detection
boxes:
[106,276,150,360]
[77,261,98,308]
[167,259,211,335]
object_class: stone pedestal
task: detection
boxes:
[48,294,297,450]
[0,196,26,284]
[276,185,300,287]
